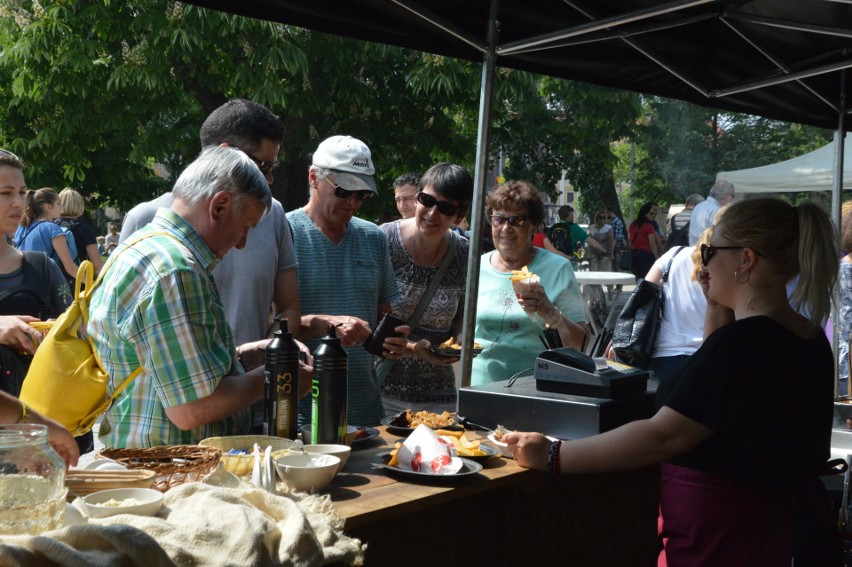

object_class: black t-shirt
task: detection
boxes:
[656,316,833,490]
[60,216,97,262]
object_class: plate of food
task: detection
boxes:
[436,428,501,463]
[431,337,484,358]
[350,426,380,448]
[372,451,483,483]
[380,409,458,436]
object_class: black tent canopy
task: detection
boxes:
[191,0,852,130]
[187,0,852,385]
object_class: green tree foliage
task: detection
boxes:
[0,1,659,223]
[625,97,831,212]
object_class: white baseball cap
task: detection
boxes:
[311,135,377,194]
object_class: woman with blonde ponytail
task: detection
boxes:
[507,197,841,565]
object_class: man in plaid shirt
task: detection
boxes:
[88,146,276,448]
[606,206,627,271]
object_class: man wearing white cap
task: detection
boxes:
[287,135,399,426]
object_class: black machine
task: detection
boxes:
[534,348,649,399]
[457,348,655,440]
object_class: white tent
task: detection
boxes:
[716,135,852,194]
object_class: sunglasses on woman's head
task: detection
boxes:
[489,215,529,227]
[0,149,21,162]
[416,191,460,216]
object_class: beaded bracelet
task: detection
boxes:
[546,439,562,478]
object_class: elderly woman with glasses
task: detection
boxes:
[376,163,472,416]
[507,197,839,565]
[470,180,587,386]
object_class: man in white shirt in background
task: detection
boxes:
[688,179,735,245]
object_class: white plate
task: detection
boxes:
[372,452,483,482]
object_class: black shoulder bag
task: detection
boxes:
[611,246,685,369]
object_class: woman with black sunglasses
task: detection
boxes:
[506,197,841,565]
[471,180,588,386]
[376,163,473,416]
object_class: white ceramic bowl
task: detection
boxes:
[292,444,351,472]
[273,453,340,492]
[300,425,358,446]
[81,487,164,518]
[82,459,127,471]
[486,433,513,458]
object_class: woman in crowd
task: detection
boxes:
[507,197,839,565]
[376,163,472,416]
[628,202,663,280]
[13,187,78,283]
[57,187,103,274]
[0,151,71,340]
[838,200,852,397]
[587,210,615,271]
[471,180,586,386]
[642,227,710,388]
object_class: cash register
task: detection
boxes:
[457,348,655,440]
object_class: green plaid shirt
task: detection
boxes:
[88,209,248,448]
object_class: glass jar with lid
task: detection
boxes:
[0,424,66,534]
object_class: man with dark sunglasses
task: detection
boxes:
[287,135,399,426]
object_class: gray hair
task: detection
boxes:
[173,146,271,213]
[685,193,705,207]
[709,179,734,200]
[311,165,330,181]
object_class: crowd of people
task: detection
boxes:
[0,97,844,564]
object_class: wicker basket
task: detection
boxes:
[65,469,156,501]
[98,445,221,492]
[199,435,298,477]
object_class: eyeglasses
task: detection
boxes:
[416,191,460,216]
[329,179,372,201]
[231,146,278,175]
[248,156,279,175]
[490,215,529,227]
[700,244,745,266]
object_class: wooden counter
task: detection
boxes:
[327,427,660,566]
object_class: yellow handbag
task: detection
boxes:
[20,232,170,436]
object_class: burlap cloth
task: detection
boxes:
[0,481,365,566]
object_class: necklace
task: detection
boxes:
[409,228,447,267]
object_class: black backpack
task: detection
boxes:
[0,252,55,397]
[0,251,55,320]
[548,224,572,255]
[664,220,690,251]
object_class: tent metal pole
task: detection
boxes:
[833,69,846,398]
[458,0,499,391]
